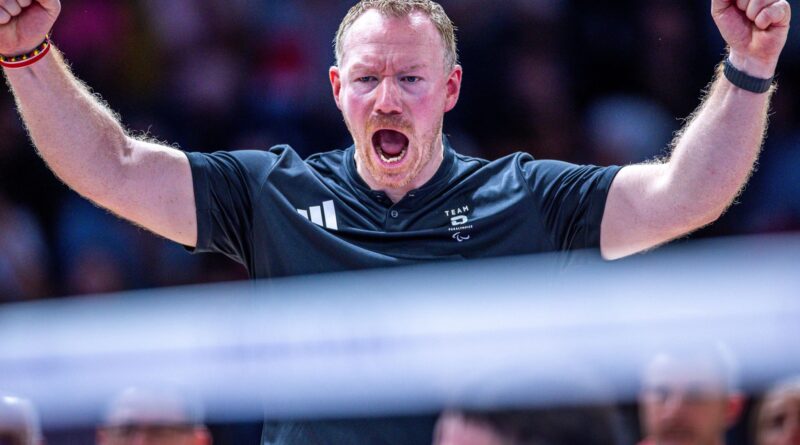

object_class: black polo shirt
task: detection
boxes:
[187,137,621,279]
[186,137,620,444]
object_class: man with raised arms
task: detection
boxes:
[0,0,791,442]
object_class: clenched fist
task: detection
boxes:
[712,0,791,78]
[0,0,60,57]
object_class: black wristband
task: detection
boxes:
[723,58,774,94]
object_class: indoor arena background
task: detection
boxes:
[1,1,799,444]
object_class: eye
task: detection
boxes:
[768,413,787,430]
[402,76,421,83]
[651,386,670,404]
[356,76,377,83]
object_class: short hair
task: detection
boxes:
[103,386,205,428]
[334,0,458,70]
[641,343,741,394]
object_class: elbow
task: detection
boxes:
[602,203,727,261]
[75,135,132,204]
[688,193,735,229]
[669,203,726,235]
[688,205,724,229]
[703,205,727,226]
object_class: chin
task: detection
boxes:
[359,145,419,189]
[370,168,415,190]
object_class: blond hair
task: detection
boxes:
[334,0,458,70]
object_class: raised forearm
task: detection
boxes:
[662,63,773,221]
[600,1,790,260]
[2,1,196,246]
[4,48,131,203]
[600,68,775,260]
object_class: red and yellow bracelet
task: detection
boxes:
[0,36,51,69]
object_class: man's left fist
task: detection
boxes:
[712,0,791,78]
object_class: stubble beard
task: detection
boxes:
[348,116,443,191]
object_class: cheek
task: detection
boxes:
[341,94,369,127]
[692,405,728,428]
[413,90,447,124]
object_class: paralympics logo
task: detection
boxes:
[452,232,471,243]
[445,203,474,242]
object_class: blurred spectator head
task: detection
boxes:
[96,387,210,445]
[0,195,51,302]
[0,395,44,445]
[754,376,800,445]
[638,346,743,445]
[432,404,622,445]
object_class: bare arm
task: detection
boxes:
[600,0,791,260]
[2,0,197,247]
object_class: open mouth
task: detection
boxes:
[372,129,409,165]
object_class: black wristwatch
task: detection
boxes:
[723,58,774,94]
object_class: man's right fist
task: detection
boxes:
[0,0,60,57]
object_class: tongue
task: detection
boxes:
[375,130,407,156]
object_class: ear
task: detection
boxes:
[725,393,745,427]
[444,65,463,113]
[330,66,343,111]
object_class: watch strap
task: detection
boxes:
[723,58,774,94]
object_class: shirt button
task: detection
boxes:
[390,210,399,218]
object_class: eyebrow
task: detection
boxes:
[349,63,427,72]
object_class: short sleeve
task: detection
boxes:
[186,149,279,264]
[519,156,622,251]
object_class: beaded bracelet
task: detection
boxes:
[0,36,51,69]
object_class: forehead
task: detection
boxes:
[643,355,727,391]
[340,9,445,68]
[763,390,800,413]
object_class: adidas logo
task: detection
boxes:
[297,200,338,231]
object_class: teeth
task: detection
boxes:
[377,146,406,164]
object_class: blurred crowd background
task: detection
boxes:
[1,1,799,444]
[1,0,799,301]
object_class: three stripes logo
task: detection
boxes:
[297,200,338,231]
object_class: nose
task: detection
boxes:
[374,78,402,115]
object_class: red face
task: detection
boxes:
[330,9,462,202]
[639,355,740,445]
[433,411,505,445]
[758,388,800,445]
